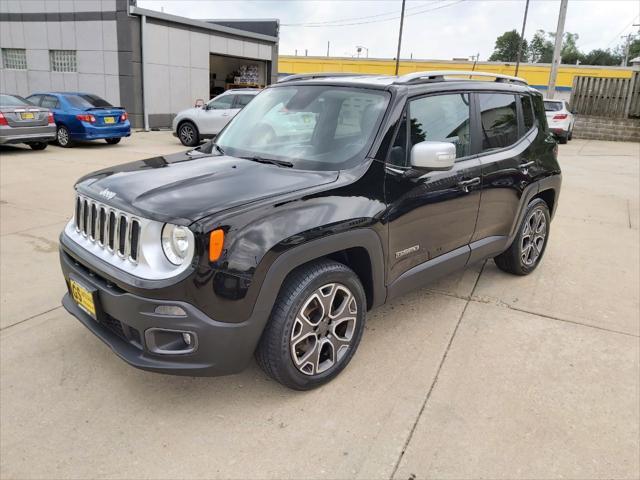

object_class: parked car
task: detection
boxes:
[26,92,130,147]
[172,89,259,146]
[59,71,561,390]
[0,93,56,150]
[543,98,575,144]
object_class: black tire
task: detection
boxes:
[558,133,568,144]
[568,129,573,141]
[494,198,551,275]
[56,125,72,148]
[177,121,200,147]
[255,259,366,390]
[105,137,121,145]
[28,142,48,150]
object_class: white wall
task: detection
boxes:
[143,21,273,116]
[0,19,121,105]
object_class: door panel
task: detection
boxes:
[385,93,481,284]
[200,95,236,134]
[472,93,537,242]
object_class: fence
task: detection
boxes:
[570,72,640,118]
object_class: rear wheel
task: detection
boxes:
[568,128,573,141]
[28,142,48,150]
[56,125,72,148]
[494,198,550,275]
[105,138,121,145]
[178,121,199,147]
[558,133,568,144]
[255,260,366,390]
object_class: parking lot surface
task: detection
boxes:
[1,135,638,479]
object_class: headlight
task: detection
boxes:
[161,224,192,265]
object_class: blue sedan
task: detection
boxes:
[26,92,130,147]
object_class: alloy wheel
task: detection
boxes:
[57,127,69,146]
[290,283,358,376]
[180,124,194,145]
[521,208,547,266]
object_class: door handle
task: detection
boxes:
[221,113,230,117]
[457,177,481,193]
[520,161,535,169]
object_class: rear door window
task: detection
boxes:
[41,95,59,109]
[233,94,254,108]
[478,93,519,151]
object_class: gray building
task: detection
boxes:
[0,0,279,128]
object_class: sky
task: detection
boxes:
[138,0,640,61]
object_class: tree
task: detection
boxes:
[528,29,553,63]
[627,37,640,61]
[560,32,583,64]
[582,49,623,66]
[489,30,527,62]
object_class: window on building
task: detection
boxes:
[409,93,472,159]
[521,95,535,131]
[478,93,519,151]
[2,48,27,70]
[49,50,77,72]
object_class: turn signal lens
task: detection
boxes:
[209,229,225,262]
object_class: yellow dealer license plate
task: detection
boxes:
[21,112,35,120]
[104,116,115,124]
[69,278,96,319]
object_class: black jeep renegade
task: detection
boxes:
[60,71,561,390]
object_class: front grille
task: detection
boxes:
[74,194,141,263]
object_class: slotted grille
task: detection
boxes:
[74,195,140,263]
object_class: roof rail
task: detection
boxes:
[278,72,370,83]
[395,70,528,86]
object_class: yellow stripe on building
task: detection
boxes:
[278,56,634,90]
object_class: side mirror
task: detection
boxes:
[194,99,204,108]
[410,141,456,171]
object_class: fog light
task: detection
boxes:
[144,328,198,354]
[154,305,186,316]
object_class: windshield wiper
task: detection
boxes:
[240,156,293,168]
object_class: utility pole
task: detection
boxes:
[394,0,406,75]
[621,33,634,66]
[547,0,568,99]
[327,41,330,57]
[515,0,530,76]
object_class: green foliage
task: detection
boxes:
[488,30,528,62]
[528,30,553,63]
[582,49,623,66]
[628,38,640,61]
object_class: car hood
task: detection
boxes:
[75,151,339,225]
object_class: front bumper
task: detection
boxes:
[59,243,264,377]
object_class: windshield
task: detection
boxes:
[0,94,30,107]
[65,94,113,109]
[215,85,390,170]
[544,101,563,112]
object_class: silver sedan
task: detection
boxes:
[0,94,56,150]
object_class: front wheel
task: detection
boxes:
[56,125,72,148]
[177,121,199,147]
[255,260,366,390]
[28,142,48,150]
[494,198,550,275]
[105,137,121,145]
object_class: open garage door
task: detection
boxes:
[209,54,269,99]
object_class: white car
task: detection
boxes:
[543,98,575,144]
[172,89,260,146]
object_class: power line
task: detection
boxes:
[281,1,437,27]
[281,0,466,28]
[604,15,639,48]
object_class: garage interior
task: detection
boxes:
[209,54,271,98]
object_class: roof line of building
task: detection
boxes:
[129,6,279,44]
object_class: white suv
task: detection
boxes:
[172,89,260,146]
[543,98,575,144]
